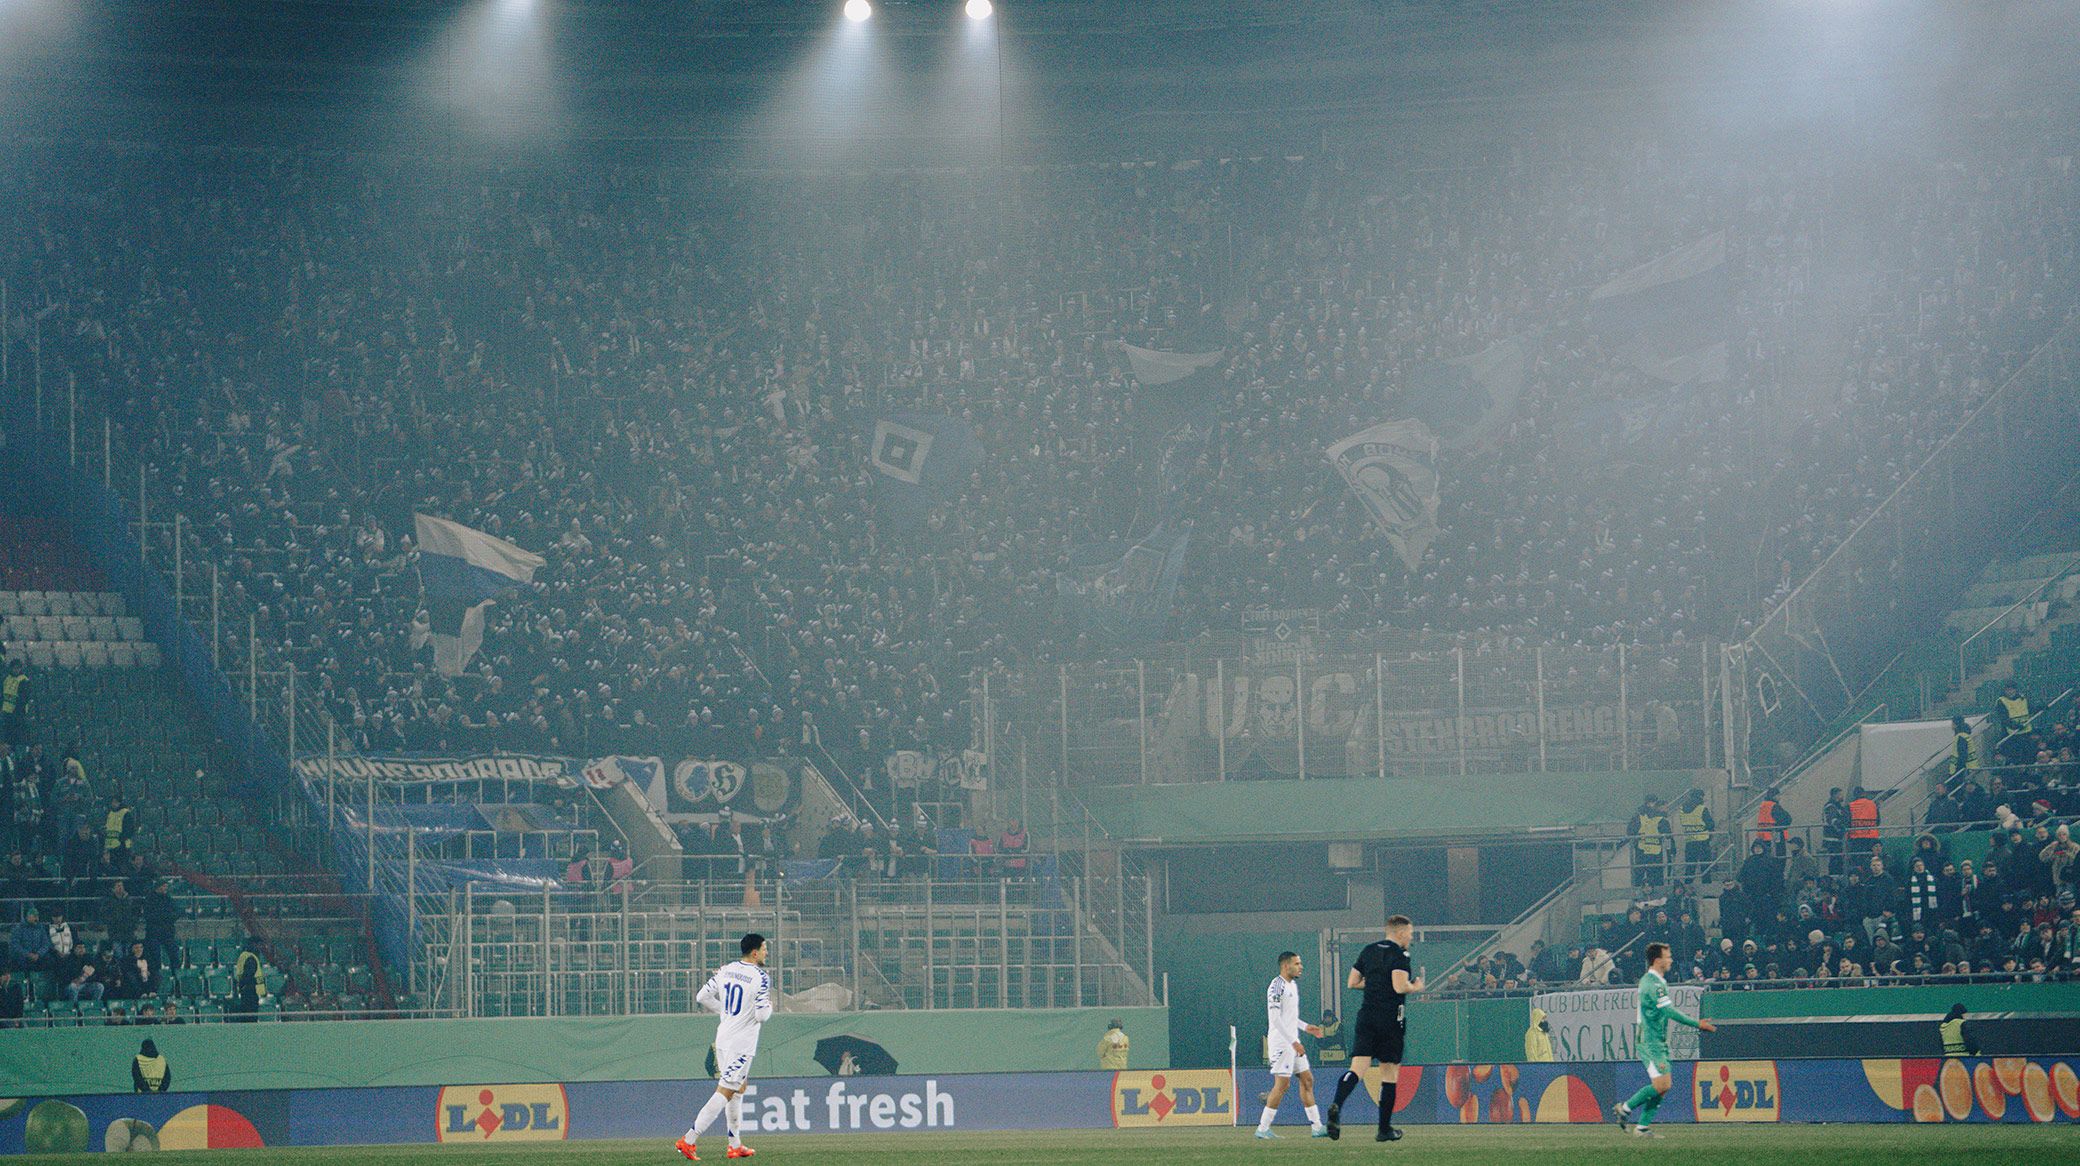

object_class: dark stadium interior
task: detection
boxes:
[0,0,2075,1115]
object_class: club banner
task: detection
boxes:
[1326,420,1441,573]
[884,750,987,791]
[291,753,578,787]
[641,758,802,821]
[1586,230,1730,386]
[1532,985,1707,1063]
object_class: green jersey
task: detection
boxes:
[1636,969,1700,1067]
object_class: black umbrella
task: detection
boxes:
[813,1035,899,1077]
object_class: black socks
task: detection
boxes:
[1331,1070,1361,1109]
[1379,1081,1397,1132]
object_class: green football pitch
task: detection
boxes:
[9,1124,2071,1165]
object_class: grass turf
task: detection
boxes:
[11,1124,2071,1165]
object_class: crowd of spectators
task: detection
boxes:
[7,114,2073,780]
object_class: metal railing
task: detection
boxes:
[981,640,1729,786]
[428,873,1157,1018]
[1956,555,2080,687]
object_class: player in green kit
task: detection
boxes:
[1612,942,1715,1136]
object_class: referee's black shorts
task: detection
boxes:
[1350,1009,1406,1064]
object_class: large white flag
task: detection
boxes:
[1326,420,1441,573]
[1119,343,1224,386]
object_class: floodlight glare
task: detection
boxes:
[966,0,993,19]
[844,0,872,22]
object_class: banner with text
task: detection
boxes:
[1533,985,1707,1063]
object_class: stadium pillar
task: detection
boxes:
[103,416,111,490]
[1,279,7,389]
[248,612,258,721]
[1702,641,1714,768]
[287,663,297,761]
[136,461,146,563]
[172,515,183,619]
[211,564,220,668]
[1535,646,1548,772]
[325,718,336,830]
[67,371,76,467]
[1618,642,1630,771]
[1059,665,1070,784]
[1375,653,1387,781]
[1215,658,1227,781]
[1137,660,1148,784]
[1071,877,1083,1007]
[1296,654,1307,781]
[1455,647,1467,776]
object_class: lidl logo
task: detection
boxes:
[436,1085,570,1143]
[1112,1070,1235,1128]
[1694,1061,1780,1122]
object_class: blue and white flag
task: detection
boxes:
[1056,521,1191,646]
[1588,230,1730,384]
[414,514,544,676]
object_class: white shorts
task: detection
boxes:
[1269,1047,1311,1079]
[716,1043,758,1090]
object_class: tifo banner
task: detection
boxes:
[1326,419,1441,573]
[2,1060,2076,1151]
[1532,985,1707,1062]
[291,752,577,786]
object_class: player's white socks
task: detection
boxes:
[1304,1104,1322,1128]
[688,1091,729,1142]
[1257,1105,1277,1132]
[727,1093,745,1148]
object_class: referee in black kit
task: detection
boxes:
[1326,914,1423,1142]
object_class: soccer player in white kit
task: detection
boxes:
[1256,950,1329,1138]
[676,933,773,1161]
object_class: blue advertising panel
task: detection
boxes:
[2,1059,2075,1152]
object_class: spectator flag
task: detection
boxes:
[1403,334,1529,451]
[1056,521,1192,646]
[1327,420,1441,573]
[1119,342,1223,386]
[1587,230,1730,384]
[867,413,980,524]
[413,514,545,677]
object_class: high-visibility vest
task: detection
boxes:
[1634,813,1667,855]
[1952,731,1977,772]
[1753,800,1786,843]
[0,674,24,714]
[133,1054,168,1091]
[1997,696,2031,733]
[1678,806,1712,844]
[1848,798,1880,840]
[104,807,133,852]
[1940,1017,1969,1057]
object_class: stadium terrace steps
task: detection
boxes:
[0,590,162,669]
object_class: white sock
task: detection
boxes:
[690,1091,728,1141]
[1258,1105,1276,1132]
[728,1094,745,1148]
[1305,1104,1322,1127]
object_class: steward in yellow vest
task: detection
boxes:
[132,1040,170,1092]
